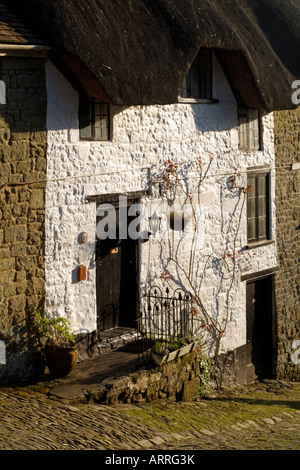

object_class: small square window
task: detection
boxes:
[247,171,270,244]
[238,109,261,150]
[79,96,110,141]
[180,48,213,100]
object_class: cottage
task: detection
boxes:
[0,0,299,385]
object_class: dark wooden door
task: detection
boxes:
[246,277,273,383]
[96,205,138,332]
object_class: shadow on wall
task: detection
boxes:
[0,318,46,386]
[45,53,239,136]
[0,57,47,384]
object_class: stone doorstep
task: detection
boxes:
[47,343,201,405]
[97,329,139,355]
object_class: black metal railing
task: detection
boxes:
[138,286,194,356]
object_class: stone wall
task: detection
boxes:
[273,108,300,381]
[0,57,47,383]
[86,347,202,405]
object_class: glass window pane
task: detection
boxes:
[248,217,256,241]
[95,117,108,140]
[79,99,91,121]
[180,76,188,98]
[249,130,255,149]
[248,110,259,149]
[79,97,109,140]
[247,175,257,242]
[94,101,109,140]
[248,109,259,122]
[258,216,267,239]
[95,102,108,116]
[238,109,260,150]
[180,49,212,99]
[238,110,250,149]
[247,172,270,243]
[258,174,267,196]
[199,49,212,99]
[247,176,256,198]
[258,196,267,216]
[189,59,199,98]
[80,122,92,138]
[253,130,259,149]
[193,75,200,98]
[248,198,256,218]
[249,110,259,149]
[94,102,100,115]
[79,98,92,138]
[239,117,247,148]
[239,113,245,148]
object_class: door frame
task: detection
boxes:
[243,268,277,382]
[91,191,147,333]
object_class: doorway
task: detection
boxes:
[96,200,139,333]
[246,275,273,383]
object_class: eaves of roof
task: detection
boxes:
[0,0,47,52]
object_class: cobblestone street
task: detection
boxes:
[0,2,299,463]
[0,379,299,452]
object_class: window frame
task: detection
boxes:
[246,168,272,246]
[179,48,218,104]
[79,96,110,141]
[238,108,262,151]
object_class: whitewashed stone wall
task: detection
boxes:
[45,53,277,354]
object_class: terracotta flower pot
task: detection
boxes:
[45,343,78,377]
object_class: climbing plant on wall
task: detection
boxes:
[143,154,253,378]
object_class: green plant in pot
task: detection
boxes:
[30,304,78,378]
[153,336,192,355]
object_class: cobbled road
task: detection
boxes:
[0,380,299,452]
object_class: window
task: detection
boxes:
[238,109,261,150]
[79,96,110,141]
[247,171,270,244]
[180,48,213,100]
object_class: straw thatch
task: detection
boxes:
[3,0,300,110]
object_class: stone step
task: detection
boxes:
[97,328,140,355]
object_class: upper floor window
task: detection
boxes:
[180,48,213,100]
[79,96,110,141]
[247,170,270,245]
[238,108,261,150]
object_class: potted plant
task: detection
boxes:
[30,306,78,377]
[151,336,198,365]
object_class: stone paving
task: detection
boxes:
[141,411,300,450]
[40,348,148,403]
[0,378,299,451]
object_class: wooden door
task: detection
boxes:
[96,205,138,332]
[246,276,273,383]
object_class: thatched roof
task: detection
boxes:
[3,0,300,110]
[0,1,45,45]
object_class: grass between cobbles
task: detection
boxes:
[2,379,299,438]
[107,380,300,435]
